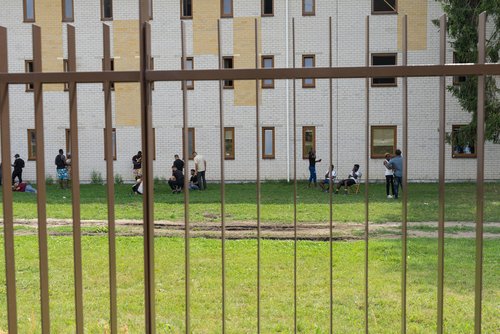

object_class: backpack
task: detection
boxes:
[55,154,64,168]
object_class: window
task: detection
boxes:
[101,0,113,20]
[27,129,36,160]
[102,58,115,90]
[452,125,476,158]
[62,0,74,22]
[302,126,315,159]
[103,128,117,160]
[183,128,195,160]
[148,0,153,20]
[181,0,192,19]
[182,57,194,90]
[453,53,467,85]
[23,0,35,22]
[221,0,233,18]
[224,127,235,160]
[371,126,397,158]
[302,55,315,88]
[262,0,273,16]
[261,56,274,88]
[25,60,34,91]
[262,127,275,159]
[150,57,155,90]
[223,57,234,89]
[63,59,69,91]
[371,53,397,87]
[66,129,72,155]
[303,0,315,16]
[372,0,397,14]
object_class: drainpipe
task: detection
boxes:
[285,0,290,182]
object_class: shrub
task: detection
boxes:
[114,174,124,185]
[90,170,103,185]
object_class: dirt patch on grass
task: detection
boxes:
[5,219,500,240]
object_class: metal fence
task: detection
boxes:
[0,1,499,333]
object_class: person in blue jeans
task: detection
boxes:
[307,149,321,188]
[388,149,403,199]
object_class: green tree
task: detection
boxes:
[434,0,500,145]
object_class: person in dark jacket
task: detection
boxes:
[173,154,184,172]
[168,165,184,193]
[12,154,25,185]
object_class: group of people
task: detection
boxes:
[132,151,207,195]
[307,148,404,198]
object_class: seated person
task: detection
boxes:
[12,182,37,193]
[168,165,184,193]
[319,164,337,192]
[335,164,362,195]
[132,176,143,195]
[189,169,199,190]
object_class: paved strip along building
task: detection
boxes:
[1,0,499,182]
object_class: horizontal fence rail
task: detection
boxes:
[0,6,495,334]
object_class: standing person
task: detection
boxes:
[388,149,403,199]
[335,164,362,195]
[65,153,72,181]
[173,154,184,172]
[132,151,142,177]
[11,154,25,185]
[383,153,394,199]
[55,149,69,189]
[307,149,322,188]
[193,152,207,190]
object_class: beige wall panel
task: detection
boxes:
[114,20,140,126]
[193,0,219,55]
[398,0,428,51]
[234,17,261,107]
[36,0,63,91]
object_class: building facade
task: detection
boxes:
[1,0,499,182]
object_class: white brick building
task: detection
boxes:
[1,0,499,182]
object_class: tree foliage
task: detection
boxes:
[434,0,500,144]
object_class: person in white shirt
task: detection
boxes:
[193,151,207,190]
[319,164,337,192]
[383,153,394,199]
[335,164,362,195]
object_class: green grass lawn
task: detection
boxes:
[1,182,499,223]
[0,236,498,333]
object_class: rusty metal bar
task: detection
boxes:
[0,25,18,334]
[328,16,333,334]
[437,14,446,334]
[102,23,118,334]
[32,24,51,334]
[255,18,262,334]
[68,24,84,334]
[217,19,226,334]
[139,12,155,334]
[364,15,370,334]
[401,15,408,334]
[474,12,486,334]
[2,63,499,85]
[180,20,191,334]
[292,18,298,334]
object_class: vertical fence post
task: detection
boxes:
[255,17,262,334]
[474,11,486,334]
[328,16,334,334]
[0,25,18,334]
[292,17,298,334]
[364,15,370,334]
[437,14,446,334]
[401,14,408,334]
[32,24,51,334]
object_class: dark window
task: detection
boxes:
[65,129,72,155]
[303,0,315,16]
[302,126,315,159]
[261,56,274,88]
[63,59,69,91]
[62,0,74,22]
[25,60,34,91]
[221,0,233,18]
[224,127,235,160]
[150,57,155,90]
[372,0,397,14]
[183,128,196,160]
[181,0,192,19]
[262,127,275,159]
[453,53,467,85]
[101,0,113,20]
[371,53,397,86]
[27,129,36,160]
[302,55,315,88]
[24,0,35,22]
[103,128,117,160]
[262,0,273,16]
[371,126,397,158]
[451,125,476,158]
[102,58,115,91]
[223,57,234,89]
